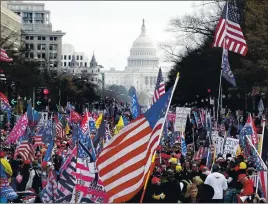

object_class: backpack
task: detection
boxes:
[32,169,42,193]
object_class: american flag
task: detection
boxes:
[33,135,43,147]
[194,147,208,160]
[0,49,13,62]
[15,134,35,162]
[55,114,65,139]
[213,2,248,56]
[152,68,165,104]
[96,86,173,202]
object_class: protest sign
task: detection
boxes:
[211,131,224,156]
[174,107,191,132]
[223,138,239,157]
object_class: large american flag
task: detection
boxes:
[96,86,173,202]
[0,49,13,62]
[152,68,165,104]
[213,2,248,56]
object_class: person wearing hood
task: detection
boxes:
[204,164,228,203]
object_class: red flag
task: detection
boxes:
[247,114,258,148]
[80,110,89,135]
[70,110,82,123]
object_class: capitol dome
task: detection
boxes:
[127,19,159,69]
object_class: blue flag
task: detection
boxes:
[181,136,187,156]
[43,140,54,162]
[26,103,41,127]
[222,49,236,87]
[130,87,140,119]
[42,120,53,144]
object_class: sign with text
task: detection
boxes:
[211,131,224,156]
[223,138,239,157]
[174,107,191,132]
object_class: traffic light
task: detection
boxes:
[35,88,43,111]
[35,87,49,111]
[10,82,17,106]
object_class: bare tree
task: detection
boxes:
[0,28,21,49]
[160,1,224,63]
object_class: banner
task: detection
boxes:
[223,137,239,157]
[6,113,28,143]
[55,157,77,202]
[40,170,58,203]
[211,131,224,156]
[174,107,191,132]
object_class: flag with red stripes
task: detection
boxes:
[96,86,173,202]
[194,147,208,160]
[152,68,165,104]
[55,114,65,139]
[213,2,248,56]
[33,135,43,147]
[0,49,13,62]
[14,141,35,162]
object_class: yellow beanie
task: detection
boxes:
[176,165,183,173]
[240,162,247,170]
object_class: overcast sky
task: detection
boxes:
[30,1,203,70]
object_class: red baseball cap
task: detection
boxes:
[237,173,247,182]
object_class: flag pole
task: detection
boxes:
[75,117,80,204]
[140,72,180,203]
[216,1,229,127]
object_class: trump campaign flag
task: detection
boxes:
[129,87,140,119]
[73,127,108,203]
[6,113,28,143]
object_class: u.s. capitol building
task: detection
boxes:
[103,20,170,105]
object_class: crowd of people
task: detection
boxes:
[0,104,267,203]
[128,142,267,203]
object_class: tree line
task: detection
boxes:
[165,0,268,112]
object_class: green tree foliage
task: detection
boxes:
[103,84,130,103]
